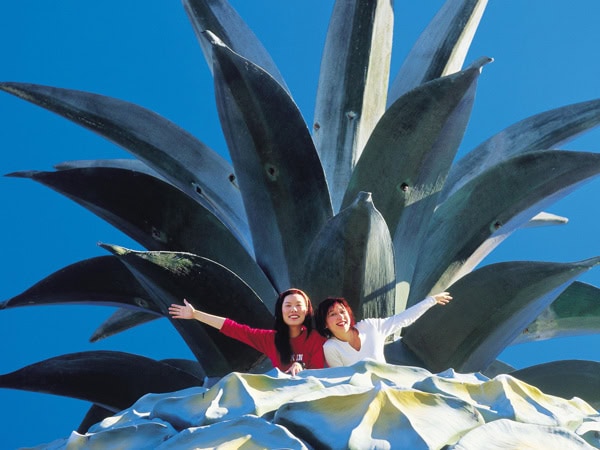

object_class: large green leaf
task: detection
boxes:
[0,82,251,253]
[1,256,158,313]
[441,99,600,202]
[410,150,600,305]
[0,351,203,412]
[513,281,600,344]
[302,192,395,320]
[8,165,275,303]
[402,258,600,373]
[100,244,273,376]
[511,360,600,410]
[342,60,489,309]
[207,32,333,291]
[388,0,488,103]
[183,0,288,91]
[313,0,393,211]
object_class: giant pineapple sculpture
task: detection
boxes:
[2,0,600,447]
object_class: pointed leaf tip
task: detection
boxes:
[202,29,226,47]
[355,191,373,204]
[469,56,493,71]
[98,242,128,256]
[4,170,40,179]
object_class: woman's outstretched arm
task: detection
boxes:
[168,299,226,330]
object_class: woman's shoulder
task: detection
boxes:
[306,329,327,344]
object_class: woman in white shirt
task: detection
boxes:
[316,292,452,367]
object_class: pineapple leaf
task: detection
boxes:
[313,0,393,211]
[0,351,204,412]
[207,32,333,291]
[100,244,274,375]
[411,150,600,304]
[513,281,600,344]
[1,256,158,313]
[402,258,600,373]
[342,61,489,308]
[302,191,395,320]
[90,308,159,343]
[511,360,600,410]
[0,82,251,252]
[183,0,289,92]
[388,0,488,103]
[9,165,275,302]
[441,98,600,202]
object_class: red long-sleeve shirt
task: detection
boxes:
[220,318,326,371]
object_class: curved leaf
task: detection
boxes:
[342,60,488,231]
[402,258,600,373]
[511,360,600,410]
[302,192,395,320]
[313,0,393,211]
[55,157,163,177]
[388,0,488,104]
[8,166,276,303]
[410,150,600,305]
[1,256,159,314]
[90,308,159,343]
[183,0,288,91]
[0,351,203,412]
[100,244,274,376]
[513,281,600,344]
[77,357,208,432]
[207,32,333,291]
[341,60,489,309]
[0,82,251,252]
[441,98,600,202]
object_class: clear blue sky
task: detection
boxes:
[1,1,599,448]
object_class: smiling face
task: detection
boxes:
[281,293,308,327]
[326,301,352,338]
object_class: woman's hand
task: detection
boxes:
[285,361,305,376]
[432,292,452,305]
[168,299,195,319]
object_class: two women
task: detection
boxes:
[170,288,452,372]
[168,288,326,376]
[315,292,452,367]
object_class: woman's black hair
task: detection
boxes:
[316,297,356,338]
[273,288,314,365]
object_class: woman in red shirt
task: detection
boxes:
[169,288,326,375]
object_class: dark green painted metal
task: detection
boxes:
[313,0,393,212]
[511,360,600,410]
[9,166,276,305]
[410,151,600,305]
[90,308,158,343]
[402,258,600,373]
[442,99,600,203]
[1,256,158,313]
[341,61,488,310]
[208,34,333,291]
[0,82,252,253]
[388,0,487,103]
[101,244,274,376]
[0,351,204,412]
[514,281,600,344]
[183,0,288,92]
[302,191,395,320]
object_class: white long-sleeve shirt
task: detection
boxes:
[323,296,437,367]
